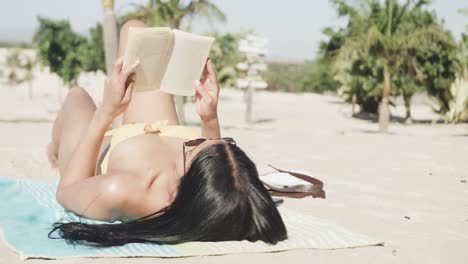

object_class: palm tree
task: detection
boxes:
[334,0,452,131]
[123,0,226,124]
[125,0,226,29]
[102,0,119,75]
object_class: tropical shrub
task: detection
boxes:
[302,58,341,94]
[317,0,460,128]
[33,17,86,86]
[209,32,244,87]
[446,78,468,123]
[263,62,314,93]
[81,23,106,73]
[33,17,108,88]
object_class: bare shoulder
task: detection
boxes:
[56,172,137,221]
[93,173,131,207]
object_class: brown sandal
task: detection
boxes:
[261,164,326,199]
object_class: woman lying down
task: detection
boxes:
[46,20,287,247]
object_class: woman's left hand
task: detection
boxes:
[194,59,219,122]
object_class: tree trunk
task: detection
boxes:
[245,86,254,124]
[351,94,357,115]
[403,94,412,124]
[102,0,119,75]
[28,80,33,100]
[379,63,391,132]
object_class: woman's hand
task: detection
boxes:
[195,59,219,122]
[100,57,139,119]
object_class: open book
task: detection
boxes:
[122,27,214,96]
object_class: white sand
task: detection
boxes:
[0,48,467,263]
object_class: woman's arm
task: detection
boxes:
[195,59,221,139]
[57,58,139,191]
[201,117,221,140]
[57,110,112,190]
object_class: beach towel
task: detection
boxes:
[0,178,383,260]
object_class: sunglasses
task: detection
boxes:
[183,137,236,175]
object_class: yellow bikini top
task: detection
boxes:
[100,120,200,174]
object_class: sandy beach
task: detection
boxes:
[0,51,467,263]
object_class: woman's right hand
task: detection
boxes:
[100,57,140,119]
[194,59,220,122]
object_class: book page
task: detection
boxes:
[122,27,174,92]
[161,30,214,96]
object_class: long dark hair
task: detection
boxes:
[49,143,287,246]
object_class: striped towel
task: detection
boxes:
[0,178,383,260]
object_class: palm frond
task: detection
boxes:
[392,0,410,34]
[185,0,226,26]
[404,24,457,50]
[334,36,368,67]
[415,0,432,9]
[366,25,385,48]
[331,0,359,17]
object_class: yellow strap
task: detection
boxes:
[100,121,200,174]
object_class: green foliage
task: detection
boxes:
[0,42,32,49]
[6,49,21,69]
[33,17,86,85]
[262,62,312,93]
[336,56,384,113]
[302,58,341,94]
[209,32,243,86]
[5,49,21,84]
[412,37,459,112]
[445,34,468,123]
[122,1,235,86]
[399,7,458,113]
[122,0,226,28]
[264,63,311,93]
[327,0,458,118]
[445,78,468,123]
[457,34,468,79]
[22,56,35,82]
[459,8,468,31]
[5,48,37,98]
[262,26,341,94]
[81,24,106,73]
[33,17,107,86]
[263,59,340,94]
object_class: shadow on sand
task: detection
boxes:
[327,99,347,105]
[451,133,468,137]
[350,112,445,125]
[349,128,398,135]
[253,118,276,124]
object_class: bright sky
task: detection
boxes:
[0,0,466,61]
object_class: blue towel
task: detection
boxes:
[0,178,383,260]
